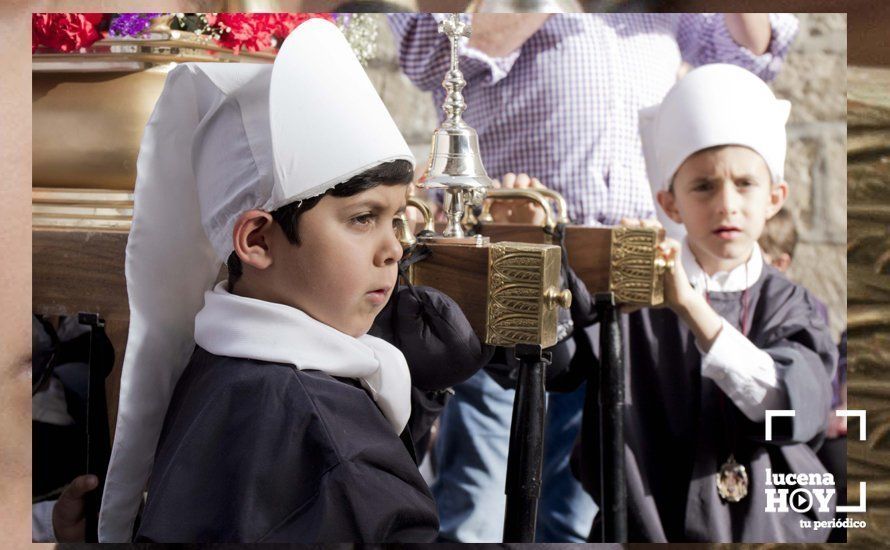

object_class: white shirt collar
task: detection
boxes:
[681,238,763,293]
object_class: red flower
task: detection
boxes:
[214,13,334,54]
[32,13,105,53]
[268,13,334,40]
[215,13,274,54]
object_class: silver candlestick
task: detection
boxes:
[418,13,493,239]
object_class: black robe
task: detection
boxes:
[577,265,839,542]
[134,346,444,543]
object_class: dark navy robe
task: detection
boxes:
[577,265,839,542]
[134,347,445,543]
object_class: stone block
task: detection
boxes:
[784,125,847,245]
[788,243,847,340]
[773,51,847,124]
[792,13,847,54]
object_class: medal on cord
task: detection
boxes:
[701,260,751,503]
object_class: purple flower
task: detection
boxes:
[109,13,161,37]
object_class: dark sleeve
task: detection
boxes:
[564,261,598,328]
[483,261,599,393]
[370,285,495,391]
[406,386,449,464]
[742,280,838,445]
[139,456,439,543]
[137,364,439,543]
[832,331,847,408]
[483,326,595,394]
[135,369,342,542]
[262,458,438,543]
[547,323,598,392]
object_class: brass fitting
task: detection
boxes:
[478,188,556,231]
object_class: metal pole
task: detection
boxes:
[503,344,549,542]
[595,293,627,543]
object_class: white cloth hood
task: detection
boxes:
[197,18,415,261]
[639,63,790,239]
[99,19,413,542]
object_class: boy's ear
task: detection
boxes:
[232,210,275,270]
[766,180,789,219]
[656,189,683,224]
[771,252,792,273]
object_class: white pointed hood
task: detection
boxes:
[99,19,413,541]
[639,63,790,239]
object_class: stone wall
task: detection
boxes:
[772,13,847,338]
[367,12,847,338]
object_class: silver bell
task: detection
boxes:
[417,14,492,238]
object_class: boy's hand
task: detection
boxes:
[617,218,695,311]
[617,218,694,313]
[370,285,495,391]
[657,238,697,313]
[618,218,723,351]
[616,218,685,314]
[52,474,98,543]
[488,172,548,225]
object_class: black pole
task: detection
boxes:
[503,343,549,542]
[595,293,627,543]
[80,313,113,543]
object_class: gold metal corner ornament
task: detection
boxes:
[486,242,566,348]
[609,227,665,306]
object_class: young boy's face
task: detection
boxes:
[658,145,787,274]
[266,183,407,337]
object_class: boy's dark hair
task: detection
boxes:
[226,159,413,292]
[758,208,797,260]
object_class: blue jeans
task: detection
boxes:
[432,368,597,542]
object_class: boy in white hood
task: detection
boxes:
[98,20,488,543]
[574,64,838,542]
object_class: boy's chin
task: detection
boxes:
[346,316,376,339]
[705,239,755,264]
[321,313,372,338]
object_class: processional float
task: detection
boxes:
[31,12,671,543]
[399,14,673,543]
